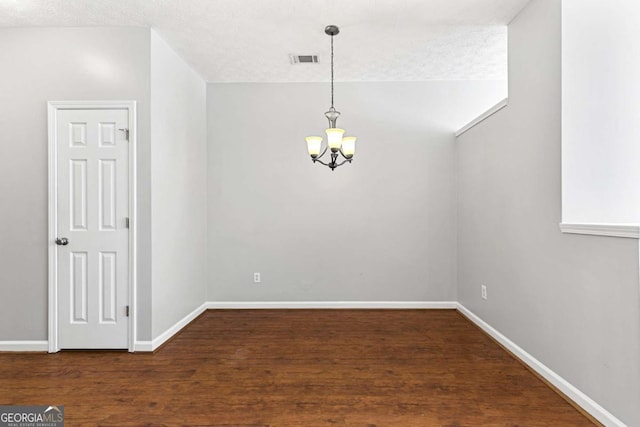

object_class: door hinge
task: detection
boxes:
[125,217,130,228]
[119,128,130,141]
[126,305,130,317]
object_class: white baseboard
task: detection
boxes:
[133,340,153,352]
[456,303,626,427]
[0,340,48,352]
[205,301,458,309]
[134,302,208,352]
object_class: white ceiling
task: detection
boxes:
[0,0,530,82]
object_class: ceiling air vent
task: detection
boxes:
[290,55,319,64]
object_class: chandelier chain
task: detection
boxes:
[330,34,334,109]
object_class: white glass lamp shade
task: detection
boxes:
[341,136,356,158]
[305,136,323,158]
[326,128,345,152]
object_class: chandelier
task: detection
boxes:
[305,25,357,171]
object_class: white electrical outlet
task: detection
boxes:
[253,272,261,283]
[481,285,487,300]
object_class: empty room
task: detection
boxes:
[0,0,639,425]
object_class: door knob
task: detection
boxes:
[55,237,69,246]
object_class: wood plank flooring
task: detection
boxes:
[0,310,596,426]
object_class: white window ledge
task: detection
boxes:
[560,223,640,239]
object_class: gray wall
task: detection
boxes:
[456,0,640,424]
[207,81,505,303]
[0,27,153,341]
[150,30,207,338]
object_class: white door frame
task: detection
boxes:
[47,100,137,353]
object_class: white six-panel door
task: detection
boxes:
[54,108,130,349]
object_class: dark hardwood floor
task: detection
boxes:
[0,310,596,426]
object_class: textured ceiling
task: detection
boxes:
[0,0,530,82]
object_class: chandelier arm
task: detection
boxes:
[310,145,329,163]
[334,158,352,168]
[312,157,350,170]
[338,148,352,159]
[317,145,329,159]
